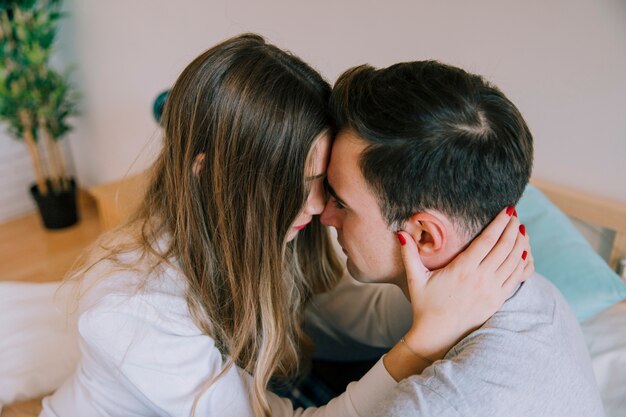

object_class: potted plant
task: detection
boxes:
[0,0,80,229]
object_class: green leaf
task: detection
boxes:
[0,0,79,142]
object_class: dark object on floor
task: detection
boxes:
[30,179,79,230]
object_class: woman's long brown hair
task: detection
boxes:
[68,34,341,417]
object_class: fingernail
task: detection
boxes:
[506,205,515,216]
[522,250,528,261]
[397,232,406,246]
[513,209,518,217]
[519,224,526,236]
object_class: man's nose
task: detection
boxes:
[320,200,338,228]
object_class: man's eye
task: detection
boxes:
[331,196,345,210]
[323,179,331,199]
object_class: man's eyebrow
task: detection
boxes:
[324,178,349,208]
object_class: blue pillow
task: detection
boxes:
[517,185,626,322]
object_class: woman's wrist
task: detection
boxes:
[403,321,463,363]
[400,336,434,365]
[382,323,462,383]
[382,339,434,382]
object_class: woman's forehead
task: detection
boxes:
[306,132,332,178]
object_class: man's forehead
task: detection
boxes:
[336,129,368,148]
[328,133,357,181]
[328,131,370,197]
[331,131,367,167]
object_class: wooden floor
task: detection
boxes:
[0,201,102,283]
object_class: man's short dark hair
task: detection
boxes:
[330,60,534,237]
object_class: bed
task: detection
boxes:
[1,177,625,417]
[527,179,626,417]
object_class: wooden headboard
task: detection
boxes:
[531,179,626,272]
[88,173,626,273]
[89,173,149,230]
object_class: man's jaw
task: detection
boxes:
[336,234,349,256]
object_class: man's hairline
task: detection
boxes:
[338,127,479,241]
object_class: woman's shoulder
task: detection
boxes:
[78,287,206,356]
[67,266,245,416]
[77,252,201,339]
[76,270,213,377]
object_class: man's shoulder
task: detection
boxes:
[380,273,605,417]
[452,273,579,356]
[505,272,565,305]
[487,273,571,329]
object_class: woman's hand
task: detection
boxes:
[383,206,533,381]
[402,205,533,361]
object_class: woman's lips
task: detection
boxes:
[293,222,310,230]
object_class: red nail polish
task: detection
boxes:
[397,233,406,246]
[513,209,518,218]
[506,206,515,216]
[519,224,526,236]
[522,250,528,261]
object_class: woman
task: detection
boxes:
[4,33,531,417]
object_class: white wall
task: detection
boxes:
[52,0,626,205]
[0,131,36,222]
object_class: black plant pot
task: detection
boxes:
[30,179,79,230]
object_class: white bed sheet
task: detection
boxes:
[582,300,626,417]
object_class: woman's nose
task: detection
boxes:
[306,184,326,215]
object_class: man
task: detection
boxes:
[308,61,605,416]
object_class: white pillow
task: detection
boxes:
[0,282,79,409]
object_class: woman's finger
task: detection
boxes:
[493,224,528,282]
[522,251,535,280]
[501,259,526,295]
[453,206,516,269]
[479,216,522,273]
[397,231,429,303]
[519,231,535,282]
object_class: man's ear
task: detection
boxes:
[402,212,447,257]
[192,153,206,176]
